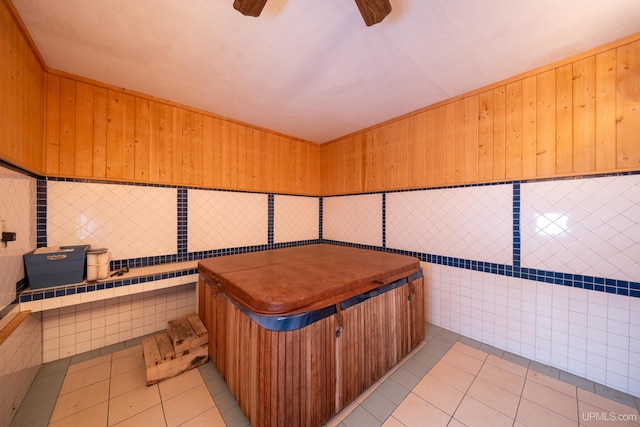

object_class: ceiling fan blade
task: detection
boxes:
[354,0,392,26]
[233,0,268,17]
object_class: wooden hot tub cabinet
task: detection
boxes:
[197,244,424,427]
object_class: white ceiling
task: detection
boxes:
[12,0,640,143]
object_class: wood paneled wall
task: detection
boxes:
[321,36,640,195]
[3,0,639,197]
[44,72,322,195]
[0,0,45,173]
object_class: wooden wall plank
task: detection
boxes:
[465,95,479,182]
[595,49,617,172]
[477,90,493,181]
[536,69,556,176]
[228,122,238,189]
[432,107,445,186]
[45,73,60,175]
[134,98,150,182]
[202,115,214,188]
[424,110,435,187]
[616,40,640,169]
[444,102,456,184]
[413,112,426,187]
[171,106,183,185]
[106,90,123,179]
[505,81,523,179]
[192,112,204,186]
[556,64,573,174]
[181,110,195,186]
[493,86,506,180]
[148,100,160,183]
[122,94,136,181]
[573,56,596,173]
[58,77,76,176]
[250,128,261,192]
[454,98,467,184]
[92,86,108,178]
[521,76,537,177]
[237,125,247,190]
[399,118,411,189]
[158,103,174,183]
[384,123,399,189]
[74,82,93,177]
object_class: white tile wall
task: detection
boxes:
[47,181,177,260]
[521,175,640,281]
[323,194,382,247]
[386,185,513,264]
[424,262,640,396]
[188,189,268,251]
[273,195,319,243]
[0,166,36,310]
[40,283,196,363]
[0,309,41,427]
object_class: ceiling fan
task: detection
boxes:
[233,0,392,26]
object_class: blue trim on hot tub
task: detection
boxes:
[208,269,424,332]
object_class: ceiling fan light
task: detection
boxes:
[233,0,268,17]
[354,0,392,26]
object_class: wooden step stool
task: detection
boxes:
[142,313,209,385]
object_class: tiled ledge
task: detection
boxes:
[19,261,199,312]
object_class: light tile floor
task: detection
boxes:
[11,324,640,427]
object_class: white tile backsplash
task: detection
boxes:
[386,184,513,264]
[274,195,319,243]
[521,175,640,282]
[47,181,177,260]
[188,189,268,251]
[0,166,36,310]
[323,194,382,246]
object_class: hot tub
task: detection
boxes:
[197,244,424,427]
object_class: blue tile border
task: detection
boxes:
[318,197,324,240]
[19,267,200,303]
[177,188,188,257]
[382,193,387,248]
[513,182,521,268]
[268,194,274,245]
[322,240,640,298]
[36,179,47,248]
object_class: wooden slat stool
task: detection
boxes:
[142,313,209,385]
